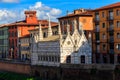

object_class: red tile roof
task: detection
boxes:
[29,25,58,31]
[0,19,58,27]
[24,11,36,14]
[95,2,120,11]
[58,10,93,19]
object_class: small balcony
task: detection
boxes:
[94,28,100,32]
[109,36,114,43]
[93,18,100,22]
[107,16,114,21]
[109,49,114,54]
[108,26,114,31]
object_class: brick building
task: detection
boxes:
[92,2,120,64]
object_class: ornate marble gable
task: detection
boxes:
[71,20,81,51]
[61,23,74,48]
[60,20,92,64]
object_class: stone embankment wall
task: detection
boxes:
[1,61,120,80]
[32,64,119,80]
[0,61,31,74]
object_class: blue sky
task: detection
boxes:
[0,0,119,24]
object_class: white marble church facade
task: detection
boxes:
[30,17,92,66]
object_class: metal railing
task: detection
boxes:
[107,16,114,21]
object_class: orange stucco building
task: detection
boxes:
[92,2,120,64]
[58,8,93,39]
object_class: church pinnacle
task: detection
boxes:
[46,13,53,37]
[39,22,43,41]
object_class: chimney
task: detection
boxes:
[74,8,86,14]
[25,11,38,24]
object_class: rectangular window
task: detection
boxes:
[109,10,113,16]
[103,44,106,51]
[102,34,106,39]
[12,31,14,37]
[116,10,120,16]
[38,55,40,61]
[109,10,113,20]
[95,12,99,21]
[117,33,120,39]
[102,23,105,28]
[102,12,105,17]
[96,33,100,40]
[117,21,120,27]
[49,56,51,62]
[109,22,113,28]
[95,24,99,32]
[117,44,120,50]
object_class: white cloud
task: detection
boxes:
[0,10,17,23]
[29,2,62,21]
[0,0,19,3]
[50,8,61,16]
[0,1,62,24]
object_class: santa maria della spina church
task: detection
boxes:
[30,19,92,67]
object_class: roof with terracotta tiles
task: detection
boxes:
[29,25,58,32]
[58,10,93,19]
[24,11,36,14]
[94,2,120,11]
[0,19,58,28]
